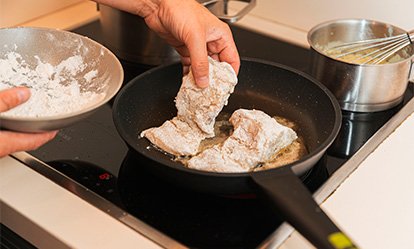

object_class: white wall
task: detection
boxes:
[0,0,83,27]
[1,0,413,45]
[234,0,414,47]
[251,0,414,31]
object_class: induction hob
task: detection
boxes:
[23,20,414,249]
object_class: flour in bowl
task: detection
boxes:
[0,50,105,118]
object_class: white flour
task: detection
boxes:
[0,50,105,118]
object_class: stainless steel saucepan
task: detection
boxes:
[308,19,414,112]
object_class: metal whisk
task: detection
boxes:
[328,30,414,64]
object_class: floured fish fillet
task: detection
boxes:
[176,57,238,137]
[187,109,297,172]
[140,57,238,156]
[141,117,206,156]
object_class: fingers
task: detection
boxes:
[183,21,239,87]
[145,0,240,87]
[0,87,31,112]
[217,41,240,75]
[180,35,240,81]
[0,130,58,158]
[219,47,240,76]
[186,29,210,88]
[0,87,56,157]
[206,25,240,75]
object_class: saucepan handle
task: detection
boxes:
[251,167,358,249]
[198,0,256,23]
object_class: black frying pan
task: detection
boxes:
[112,58,357,249]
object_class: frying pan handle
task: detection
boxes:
[251,167,358,249]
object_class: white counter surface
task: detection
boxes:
[1,2,414,248]
[279,110,414,249]
[322,112,414,249]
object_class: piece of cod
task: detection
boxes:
[140,57,238,156]
[187,109,297,172]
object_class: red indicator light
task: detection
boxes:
[99,173,111,180]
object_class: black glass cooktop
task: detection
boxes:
[28,20,414,249]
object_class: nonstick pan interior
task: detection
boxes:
[113,58,340,182]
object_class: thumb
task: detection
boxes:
[187,33,209,88]
[0,87,31,112]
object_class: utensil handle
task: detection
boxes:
[408,30,414,43]
[199,0,256,23]
[251,167,358,249]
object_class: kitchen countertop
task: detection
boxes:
[275,101,414,249]
[1,1,414,248]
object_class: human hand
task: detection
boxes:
[143,0,240,88]
[0,87,57,158]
